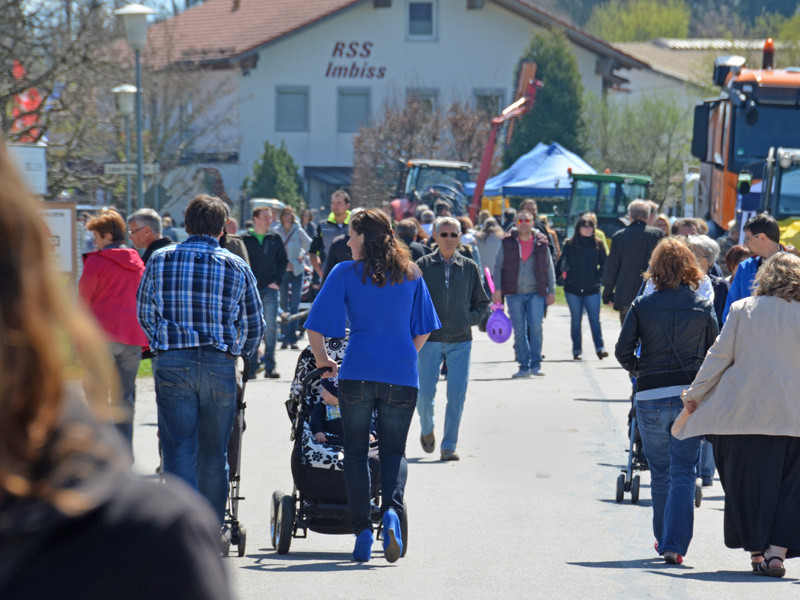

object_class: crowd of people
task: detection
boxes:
[4,117,800,591]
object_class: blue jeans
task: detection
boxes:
[154,347,238,522]
[506,293,546,371]
[637,396,702,556]
[564,292,604,354]
[697,438,716,482]
[249,287,279,376]
[338,379,415,534]
[279,271,303,345]
[417,341,471,452]
[108,341,142,452]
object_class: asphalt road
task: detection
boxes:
[131,304,800,599]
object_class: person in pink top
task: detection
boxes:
[79,208,148,452]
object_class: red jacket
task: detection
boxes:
[79,246,148,346]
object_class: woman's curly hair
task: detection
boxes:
[644,237,704,291]
[755,252,800,302]
[350,209,419,286]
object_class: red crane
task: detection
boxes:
[469,62,542,221]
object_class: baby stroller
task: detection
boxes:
[221,357,250,557]
[616,375,702,507]
[269,337,408,555]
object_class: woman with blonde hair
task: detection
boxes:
[0,139,230,598]
[674,252,800,577]
[615,237,718,566]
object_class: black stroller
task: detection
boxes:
[221,358,249,556]
[269,337,408,555]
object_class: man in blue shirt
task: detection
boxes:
[723,213,783,322]
[137,194,264,523]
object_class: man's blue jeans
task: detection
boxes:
[338,379,415,534]
[108,341,142,452]
[506,293,546,371]
[417,341,471,452]
[279,271,303,345]
[564,292,605,354]
[154,347,238,522]
[637,396,702,556]
[249,287,279,377]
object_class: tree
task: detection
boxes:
[586,0,690,42]
[241,140,304,209]
[502,30,584,169]
[350,98,492,207]
[581,93,692,206]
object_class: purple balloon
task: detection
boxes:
[486,309,512,343]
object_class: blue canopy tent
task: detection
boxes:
[465,142,596,197]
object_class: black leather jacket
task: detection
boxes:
[615,285,719,391]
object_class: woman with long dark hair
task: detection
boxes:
[304,209,440,563]
[557,214,607,360]
[615,238,719,566]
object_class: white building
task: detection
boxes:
[147,0,650,216]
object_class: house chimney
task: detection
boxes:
[232,0,240,11]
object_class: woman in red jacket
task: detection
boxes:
[79,209,148,451]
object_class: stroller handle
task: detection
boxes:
[301,367,334,392]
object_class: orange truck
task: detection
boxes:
[691,39,800,236]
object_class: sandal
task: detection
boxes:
[750,551,764,573]
[754,555,785,578]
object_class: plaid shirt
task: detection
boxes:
[137,235,265,356]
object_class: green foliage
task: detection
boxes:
[241,140,304,208]
[581,93,692,206]
[587,0,690,42]
[503,30,584,169]
[778,14,800,42]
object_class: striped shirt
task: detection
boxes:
[137,235,265,356]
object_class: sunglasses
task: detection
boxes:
[438,232,460,238]
[517,218,531,223]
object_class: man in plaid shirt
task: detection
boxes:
[137,194,264,523]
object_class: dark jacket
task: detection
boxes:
[242,230,288,290]
[416,250,490,343]
[141,236,173,264]
[309,402,344,440]
[557,235,606,296]
[602,220,665,310]
[322,233,353,281]
[615,285,719,392]
[220,233,250,265]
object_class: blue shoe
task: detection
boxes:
[382,508,402,563]
[353,528,373,562]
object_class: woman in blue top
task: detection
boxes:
[305,209,441,563]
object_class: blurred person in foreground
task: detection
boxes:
[304,209,440,563]
[615,238,719,566]
[674,253,800,578]
[0,140,231,599]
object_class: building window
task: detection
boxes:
[473,89,504,117]
[407,88,438,112]
[276,86,309,132]
[338,88,371,132]
[408,1,436,39]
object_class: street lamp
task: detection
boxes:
[112,83,136,218]
[114,3,156,210]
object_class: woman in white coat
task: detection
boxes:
[673,252,800,578]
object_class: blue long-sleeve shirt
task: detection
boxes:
[722,255,760,323]
[137,235,265,356]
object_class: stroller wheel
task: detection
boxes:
[276,495,295,555]
[694,481,702,508]
[237,526,247,557]
[615,473,625,503]
[631,475,641,504]
[270,491,282,550]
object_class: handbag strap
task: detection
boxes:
[654,309,692,381]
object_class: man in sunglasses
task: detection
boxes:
[416,217,490,460]
[492,210,556,378]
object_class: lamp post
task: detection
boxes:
[114,3,156,210]
[112,84,136,218]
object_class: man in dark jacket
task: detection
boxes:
[395,218,430,262]
[242,206,288,378]
[416,217,489,461]
[602,199,665,324]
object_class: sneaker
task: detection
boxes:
[597,350,609,360]
[531,368,545,377]
[264,370,280,379]
[420,432,435,454]
[440,449,460,461]
[664,552,683,565]
[290,344,299,350]
[512,368,532,378]
[573,353,582,360]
